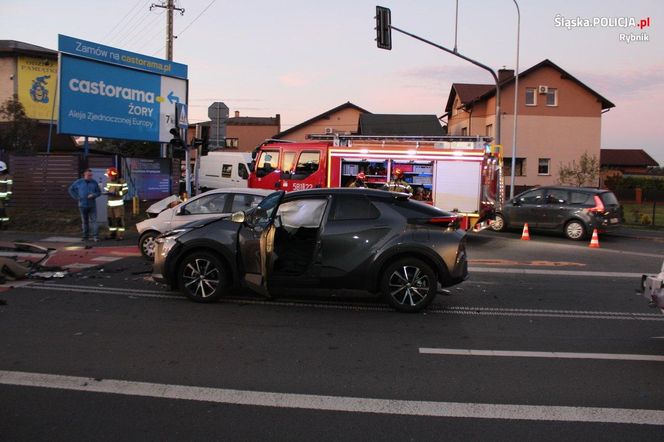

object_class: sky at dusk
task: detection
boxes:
[1,0,662,161]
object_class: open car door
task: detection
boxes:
[238,191,285,296]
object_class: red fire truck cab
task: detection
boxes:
[249,135,502,230]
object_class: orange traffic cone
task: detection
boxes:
[521,223,531,240]
[589,229,600,248]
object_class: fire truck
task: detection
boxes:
[248,135,503,230]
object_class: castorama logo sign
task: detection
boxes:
[58,35,187,143]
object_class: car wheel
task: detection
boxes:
[381,258,437,313]
[491,214,507,232]
[178,252,227,303]
[564,220,587,241]
[139,231,159,260]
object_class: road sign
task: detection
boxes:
[176,103,188,129]
[208,102,229,149]
[57,35,188,143]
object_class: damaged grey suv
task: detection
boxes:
[153,188,468,312]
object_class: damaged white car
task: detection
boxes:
[637,261,664,314]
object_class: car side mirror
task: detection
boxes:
[177,206,189,215]
[230,211,246,224]
[274,215,282,229]
[511,199,520,206]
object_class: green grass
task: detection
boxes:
[621,202,664,228]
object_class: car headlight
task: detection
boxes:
[155,228,190,257]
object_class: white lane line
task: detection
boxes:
[16,285,664,321]
[91,256,123,263]
[470,267,643,278]
[419,348,664,362]
[1,370,663,426]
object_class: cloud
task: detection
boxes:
[399,64,496,88]
[576,65,664,100]
[278,73,310,87]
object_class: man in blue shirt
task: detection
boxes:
[68,169,101,241]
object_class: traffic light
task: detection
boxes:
[375,6,392,50]
[169,127,184,150]
[191,137,210,156]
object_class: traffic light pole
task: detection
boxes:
[387,25,501,147]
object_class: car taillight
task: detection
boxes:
[409,216,459,228]
[586,195,606,214]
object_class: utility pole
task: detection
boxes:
[150,1,184,158]
[150,0,185,61]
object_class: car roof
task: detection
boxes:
[285,187,410,200]
[531,186,610,194]
[198,187,273,196]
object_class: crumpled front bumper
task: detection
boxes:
[637,270,664,315]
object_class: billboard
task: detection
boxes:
[126,158,172,200]
[57,35,187,143]
[17,56,58,120]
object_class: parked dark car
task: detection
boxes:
[491,186,622,240]
[153,188,469,312]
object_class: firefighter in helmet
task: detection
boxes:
[0,161,12,229]
[348,171,367,188]
[104,167,128,240]
[382,168,413,195]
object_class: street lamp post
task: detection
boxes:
[509,0,521,199]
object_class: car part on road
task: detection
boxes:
[381,258,437,313]
[637,260,664,314]
[178,252,227,302]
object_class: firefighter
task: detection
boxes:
[348,172,367,188]
[104,167,128,240]
[382,168,413,195]
[0,161,12,229]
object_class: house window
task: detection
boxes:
[485,124,493,137]
[546,88,558,106]
[503,157,526,177]
[461,127,468,136]
[538,158,551,175]
[225,138,239,148]
[525,88,536,106]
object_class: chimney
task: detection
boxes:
[234,110,240,118]
[498,69,514,83]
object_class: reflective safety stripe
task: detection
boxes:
[0,218,9,221]
[0,180,12,184]
[118,228,126,232]
[108,227,118,231]
[107,200,124,207]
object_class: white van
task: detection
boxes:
[198,151,253,190]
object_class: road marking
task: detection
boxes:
[419,348,664,362]
[470,267,643,278]
[91,256,123,262]
[0,370,662,426]
[16,284,664,321]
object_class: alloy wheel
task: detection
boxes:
[388,265,431,307]
[565,221,585,240]
[182,258,221,299]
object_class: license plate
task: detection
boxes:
[610,218,619,224]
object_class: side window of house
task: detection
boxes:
[329,195,380,221]
[221,164,232,178]
[525,87,536,106]
[546,88,558,106]
[538,158,550,175]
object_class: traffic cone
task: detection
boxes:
[589,229,600,248]
[521,223,531,240]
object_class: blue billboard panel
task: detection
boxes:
[58,55,187,142]
[58,35,187,79]
[59,56,163,141]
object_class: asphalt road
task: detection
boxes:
[1,230,663,441]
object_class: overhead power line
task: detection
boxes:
[101,0,146,42]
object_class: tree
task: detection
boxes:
[557,152,599,187]
[0,95,37,153]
